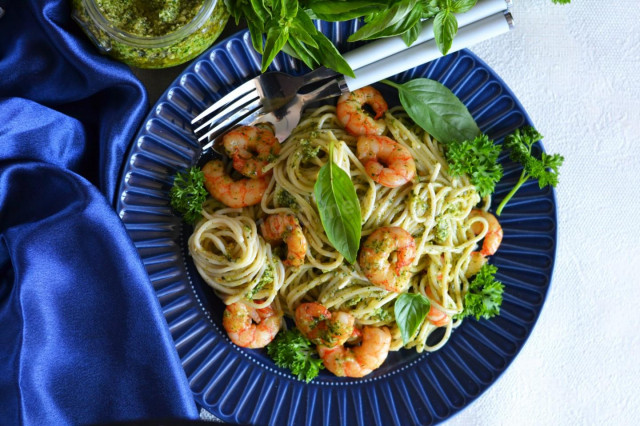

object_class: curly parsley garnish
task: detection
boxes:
[496,127,564,215]
[445,134,503,197]
[267,329,324,383]
[169,167,207,224]
[457,264,504,320]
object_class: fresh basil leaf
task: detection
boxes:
[250,0,271,21]
[348,0,419,41]
[401,21,421,46]
[286,37,320,67]
[306,32,355,77]
[383,78,480,143]
[434,9,458,54]
[242,4,266,53]
[422,0,440,17]
[306,1,385,21]
[279,0,298,19]
[450,0,477,13]
[224,0,243,21]
[262,25,289,72]
[313,143,361,264]
[290,11,319,48]
[290,26,318,48]
[394,293,430,345]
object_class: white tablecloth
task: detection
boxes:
[197,1,640,424]
[447,1,640,425]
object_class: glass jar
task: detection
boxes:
[72,0,229,69]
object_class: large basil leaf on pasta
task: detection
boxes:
[313,145,361,264]
[395,293,430,345]
[386,78,480,143]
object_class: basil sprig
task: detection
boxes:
[347,0,476,55]
[382,78,480,144]
[313,142,362,263]
[226,0,354,76]
[394,293,431,345]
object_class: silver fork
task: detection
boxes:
[191,67,338,137]
[200,76,349,154]
[196,10,513,153]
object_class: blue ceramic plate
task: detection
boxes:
[116,22,557,425]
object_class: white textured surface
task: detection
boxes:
[196,1,640,424]
[447,1,640,425]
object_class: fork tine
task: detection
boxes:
[197,104,265,146]
[191,79,257,127]
[193,91,261,136]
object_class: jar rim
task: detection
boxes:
[82,0,218,48]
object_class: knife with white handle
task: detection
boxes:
[345,11,514,91]
[343,0,511,70]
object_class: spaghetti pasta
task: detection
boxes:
[189,101,497,363]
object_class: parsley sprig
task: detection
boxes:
[169,167,208,224]
[445,134,503,197]
[457,264,504,320]
[496,127,564,215]
[267,328,324,382]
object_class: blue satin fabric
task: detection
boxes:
[0,1,198,424]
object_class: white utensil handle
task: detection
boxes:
[343,0,510,71]
[345,12,512,91]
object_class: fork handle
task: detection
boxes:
[302,67,339,85]
[345,12,513,91]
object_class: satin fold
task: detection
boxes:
[0,0,199,423]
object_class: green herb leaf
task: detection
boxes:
[285,37,319,66]
[456,264,504,320]
[383,78,480,143]
[496,126,564,215]
[394,293,431,345]
[262,25,289,72]
[267,329,324,382]
[305,31,355,78]
[306,0,384,21]
[445,134,503,197]
[401,20,422,46]
[169,167,208,224]
[433,9,458,54]
[347,0,420,42]
[249,0,271,21]
[450,0,477,13]
[313,142,362,263]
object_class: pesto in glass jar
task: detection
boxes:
[72,0,229,68]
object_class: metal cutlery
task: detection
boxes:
[193,8,513,155]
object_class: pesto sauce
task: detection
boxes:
[72,0,229,68]
[96,0,203,37]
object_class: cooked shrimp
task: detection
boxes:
[317,326,391,378]
[336,86,388,136]
[222,302,282,348]
[427,305,450,327]
[465,252,488,278]
[294,302,355,348]
[260,213,307,267]
[357,135,416,188]
[202,160,269,208]
[359,226,416,292]
[425,287,450,327]
[223,125,280,178]
[469,210,503,256]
